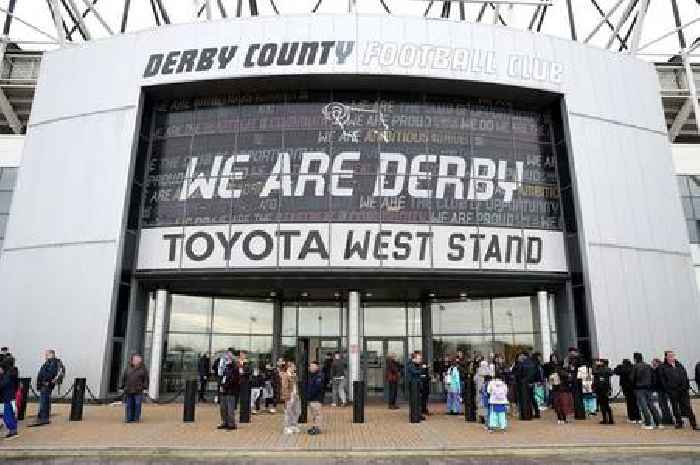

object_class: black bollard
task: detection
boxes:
[183,379,197,422]
[297,379,308,424]
[409,379,421,423]
[18,377,30,421]
[239,378,251,423]
[353,380,365,423]
[70,378,86,421]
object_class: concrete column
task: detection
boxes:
[348,290,361,401]
[537,291,552,358]
[148,289,168,400]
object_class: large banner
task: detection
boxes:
[136,91,567,273]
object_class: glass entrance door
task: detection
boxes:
[363,337,407,400]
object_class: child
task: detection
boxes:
[250,367,265,414]
[474,360,491,424]
[480,374,492,430]
[550,368,573,424]
[578,364,596,415]
[263,363,277,413]
[487,375,509,432]
[445,359,462,415]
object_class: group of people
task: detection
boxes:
[421,347,700,432]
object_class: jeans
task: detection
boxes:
[219,394,237,428]
[309,401,322,428]
[447,391,462,413]
[3,399,17,433]
[332,377,346,405]
[488,407,507,430]
[284,397,300,428]
[251,387,263,411]
[655,390,674,424]
[125,393,143,422]
[635,389,661,426]
[38,385,53,423]
[668,390,697,428]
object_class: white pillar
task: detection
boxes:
[148,289,168,400]
[537,291,552,357]
[348,290,361,401]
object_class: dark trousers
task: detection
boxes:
[388,381,398,407]
[265,397,277,408]
[623,388,640,421]
[38,385,53,423]
[635,389,661,427]
[517,383,533,420]
[125,393,143,422]
[597,390,613,423]
[656,390,674,425]
[219,394,237,427]
[669,390,697,428]
[199,377,207,401]
[420,389,429,414]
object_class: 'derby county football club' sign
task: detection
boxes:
[135,91,567,273]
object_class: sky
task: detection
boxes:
[6,0,700,60]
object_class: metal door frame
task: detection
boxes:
[362,336,407,400]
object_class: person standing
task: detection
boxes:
[330,352,347,407]
[236,350,251,410]
[513,353,535,421]
[217,350,239,431]
[593,358,614,425]
[652,358,674,426]
[550,366,573,424]
[407,351,425,421]
[322,353,333,404]
[120,354,148,423]
[614,358,640,423]
[474,360,491,424]
[281,361,300,434]
[197,353,210,402]
[250,367,265,414]
[30,350,60,427]
[659,351,699,430]
[445,358,462,415]
[263,363,277,413]
[565,348,586,420]
[631,352,662,429]
[0,356,18,439]
[386,353,401,410]
[305,361,324,435]
[487,374,509,432]
[419,358,431,416]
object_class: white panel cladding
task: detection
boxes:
[0,135,24,167]
[5,108,138,249]
[672,144,700,175]
[0,241,118,396]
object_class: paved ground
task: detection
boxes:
[2,400,699,451]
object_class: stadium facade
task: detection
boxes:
[0,13,699,399]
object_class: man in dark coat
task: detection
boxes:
[385,353,401,410]
[30,350,60,427]
[659,351,699,430]
[614,358,640,423]
[407,351,424,422]
[197,353,210,402]
[593,358,614,425]
[652,358,675,425]
[217,350,239,430]
[631,352,661,429]
[0,356,18,438]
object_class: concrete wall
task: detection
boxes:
[1,14,698,395]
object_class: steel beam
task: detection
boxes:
[669,98,693,142]
[605,0,637,50]
[236,0,243,17]
[217,0,227,18]
[148,0,161,26]
[120,0,130,34]
[249,0,258,16]
[205,0,213,20]
[2,0,16,36]
[584,0,624,44]
[628,0,650,53]
[637,18,700,54]
[312,0,323,13]
[48,0,67,45]
[565,0,576,40]
[0,7,59,42]
[154,0,170,24]
[441,1,451,19]
[476,3,487,21]
[683,54,700,137]
[459,1,465,20]
[80,0,114,34]
[670,0,687,50]
[65,0,91,39]
[536,5,547,31]
[0,42,23,134]
[528,5,542,31]
[269,0,279,14]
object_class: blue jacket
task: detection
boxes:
[304,372,324,402]
[37,358,59,388]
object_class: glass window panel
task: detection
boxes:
[282,304,297,336]
[689,176,700,196]
[280,337,297,362]
[682,197,694,219]
[678,176,690,196]
[688,220,700,243]
[211,335,273,368]
[363,303,406,337]
[0,191,12,214]
[169,295,212,333]
[493,333,535,365]
[407,303,422,337]
[0,167,17,190]
[432,335,494,361]
[431,299,492,335]
[143,331,153,369]
[161,333,210,393]
[492,297,535,333]
[298,304,340,336]
[408,336,422,357]
[212,299,274,334]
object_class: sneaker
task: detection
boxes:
[4,432,18,439]
[268,408,276,414]
[283,427,294,435]
[291,426,301,433]
[557,420,565,425]
[217,425,228,430]
[641,425,654,430]
[252,410,258,415]
[331,403,337,407]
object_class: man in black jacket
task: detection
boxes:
[614,359,640,423]
[218,351,239,430]
[197,353,210,402]
[659,351,699,430]
[30,350,60,427]
[593,359,614,425]
[652,358,674,425]
[631,352,661,429]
